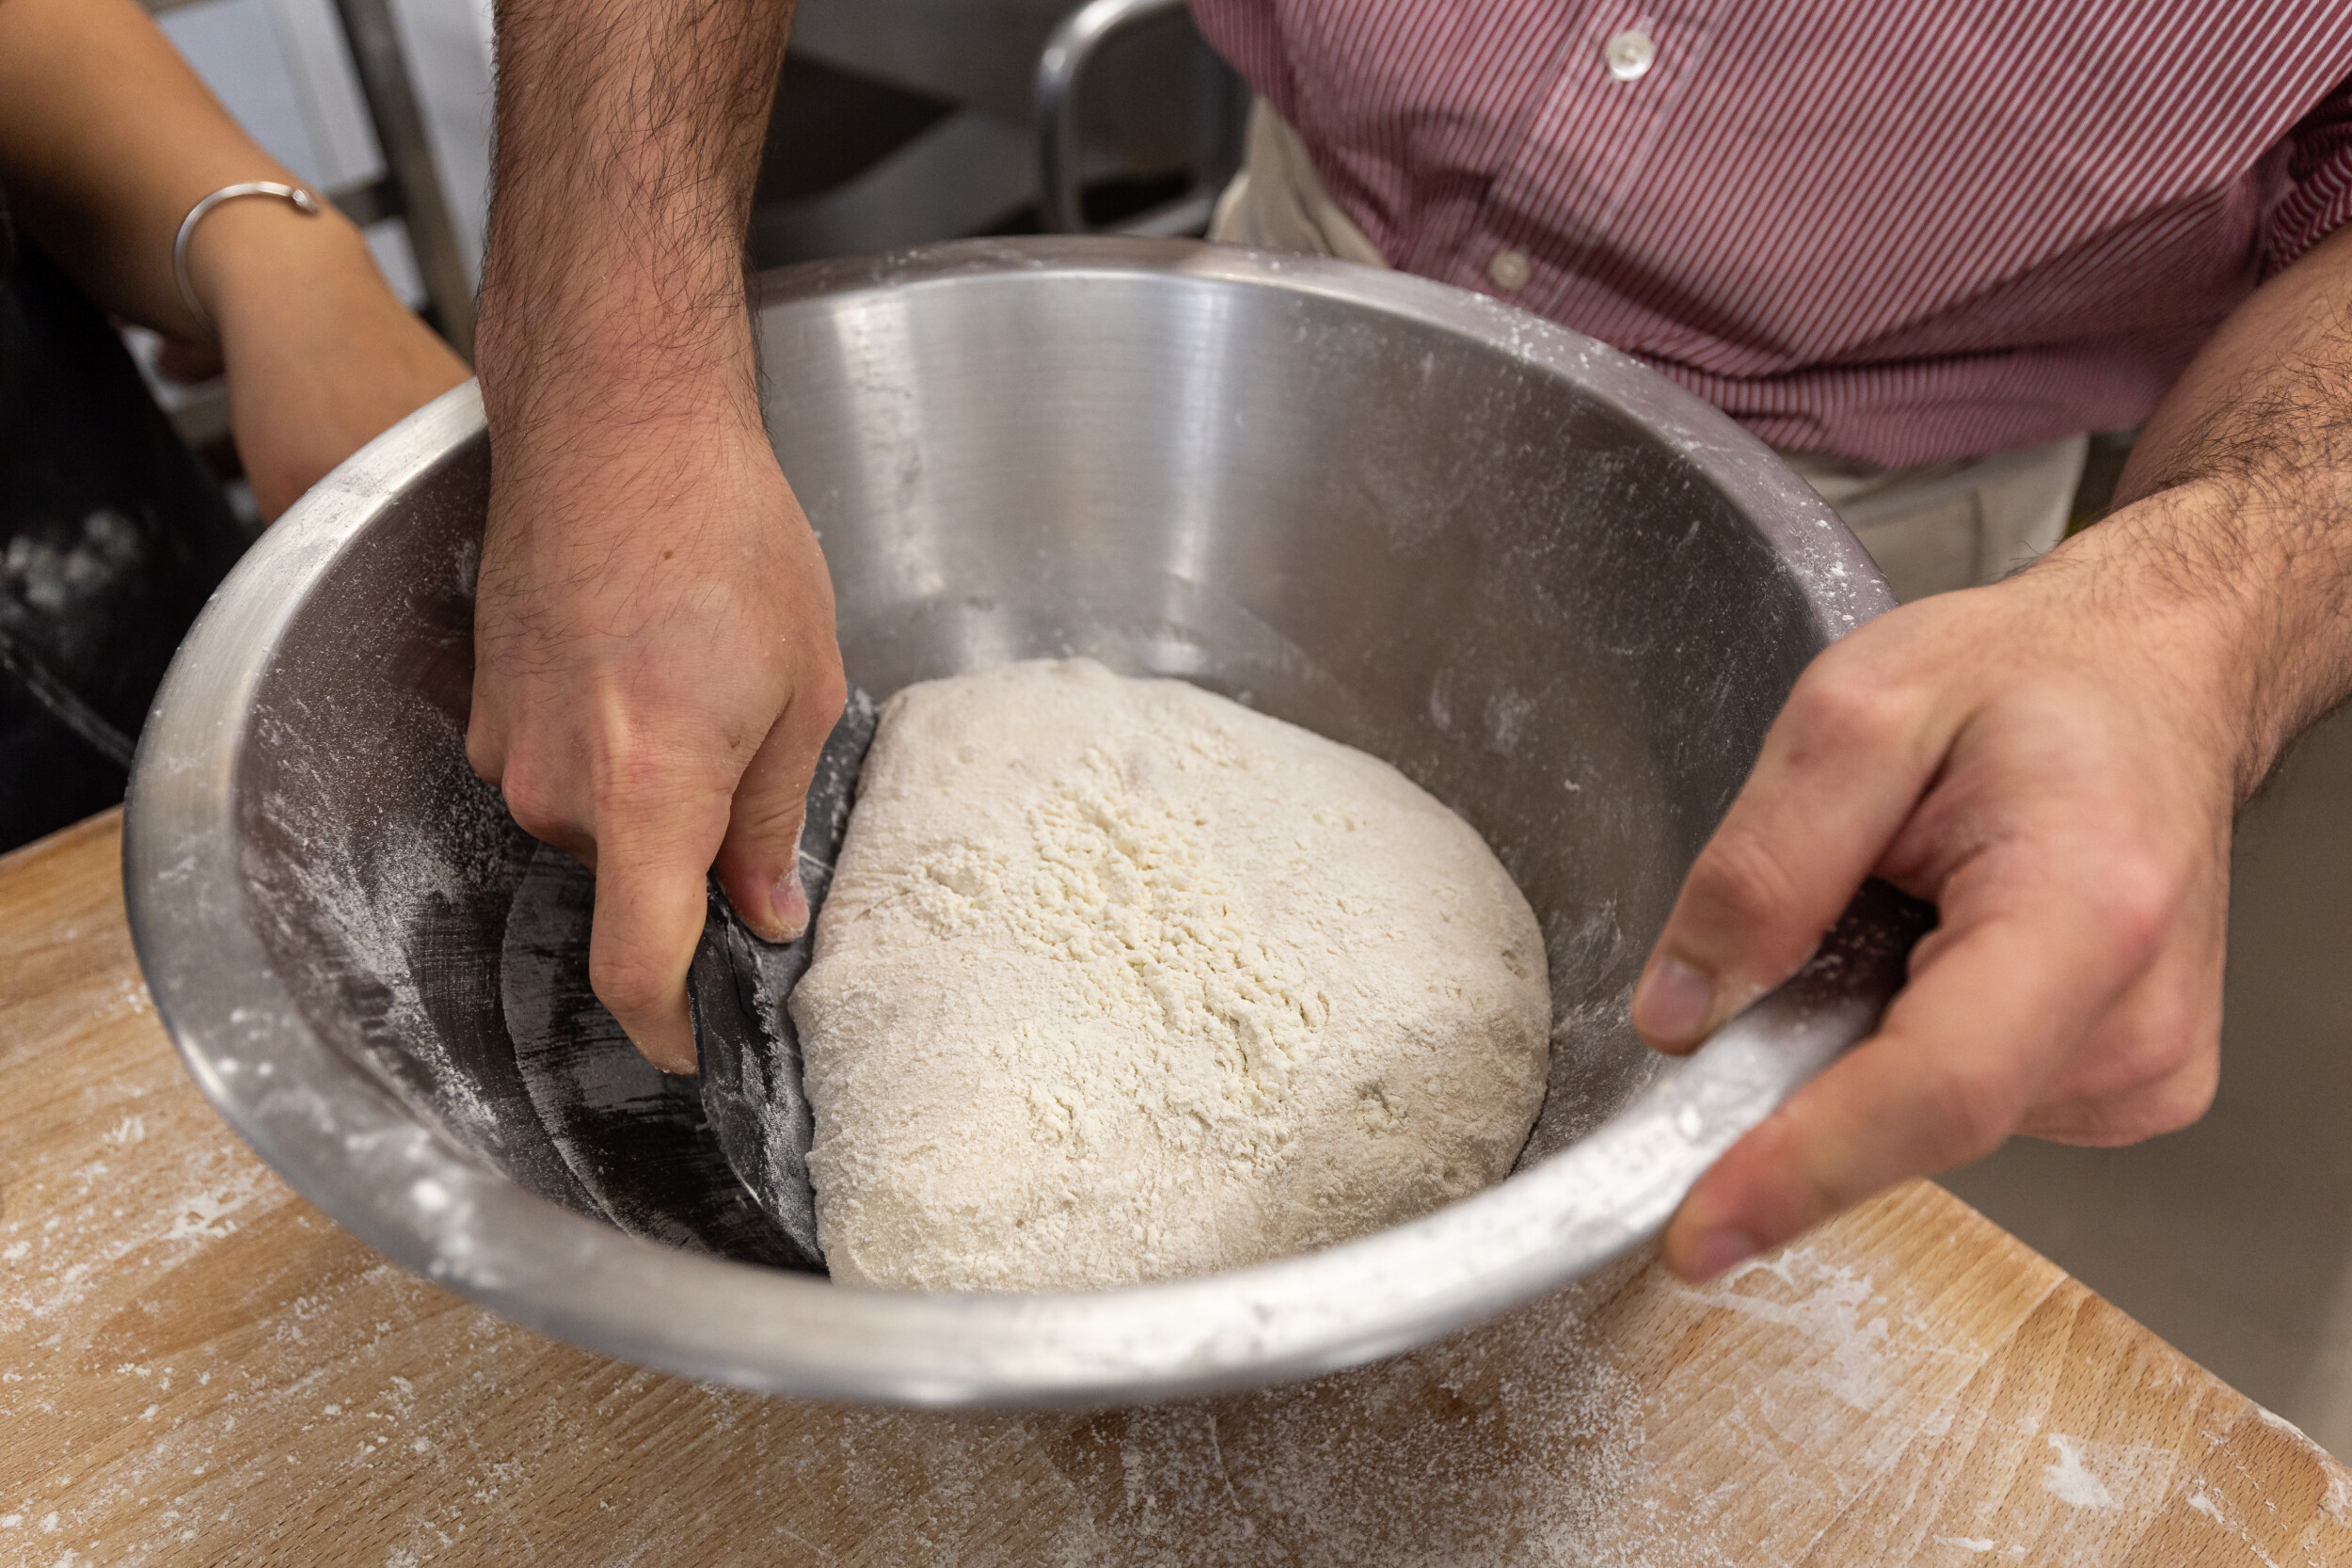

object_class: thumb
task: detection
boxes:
[714,673,847,942]
[1632,660,1944,1052]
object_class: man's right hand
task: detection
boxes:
[466,400,844,1073]
[472,0,813,1072]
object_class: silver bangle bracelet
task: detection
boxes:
[170,181,324,339]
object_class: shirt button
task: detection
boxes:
[1604,29,1657,81]
[1488,248,1532,291]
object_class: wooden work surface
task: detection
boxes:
[3,813,2346,1566]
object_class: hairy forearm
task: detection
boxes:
[478,0,796,460]
[2104,224,2352,793]
[0,0,363,338]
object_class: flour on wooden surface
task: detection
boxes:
[793,658,1551,1291]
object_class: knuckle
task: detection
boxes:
[2080,1005,2205,1102]
[590,737,687,816]
[2146,1053,2220,1133]
[1686,828,1805,942]
[1920,1057,2023,1166]
[2090,851,2183,969]
[727,791,806,855]
[589,945,675,1022]
[499,768,570,844]
[2121,990,2219,1101]
[465,726,503,787]
[1789,662,1911,757]
[2039,1065,2217,1147]
[2133,1000,2209,1087]
[2117,1034,2197,1099]
[799,664,850,738]
[2026,979,2220,1146]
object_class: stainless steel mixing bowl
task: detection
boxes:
[126,238,1904,1406]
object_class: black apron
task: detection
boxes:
[0,189,247,851]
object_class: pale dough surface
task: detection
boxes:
[792,658,1551,1291]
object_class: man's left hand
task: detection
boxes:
[1632,487,2250,1281]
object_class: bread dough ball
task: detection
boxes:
[792,658,1550,1291]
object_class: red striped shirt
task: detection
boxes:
[1190,1,2352,464]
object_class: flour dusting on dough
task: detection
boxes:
[792,658,1551,1291]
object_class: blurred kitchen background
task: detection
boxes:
[143,0,2352,1461]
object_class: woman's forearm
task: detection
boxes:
[0,0,371,338]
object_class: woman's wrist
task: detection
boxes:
[183,193,398,346]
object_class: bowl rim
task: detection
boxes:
[124,237,1894,1407]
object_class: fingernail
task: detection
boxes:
[1633,954,1714,1042]
[1685,1227,1757,1282]
[771,864,809,941]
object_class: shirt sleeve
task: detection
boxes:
[2267,72,2352,275]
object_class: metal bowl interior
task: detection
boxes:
[125,238,1890,1405]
